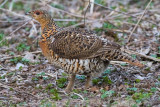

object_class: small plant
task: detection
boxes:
[16,43,30,51]
[158,76,160,81]
[102,76,112,85]
[76,75,85,82]
[10,57,30,64]
[132,92,152,103]
[13,1,24,10]
[10,57,22,64]
[40,99,56,107]
[56,77,67,88]
[21,58,30,64]
[51,3,64,9]
[76,75,85,80]
[144,67,151,71]
[131,54,137,59]
[135,79,141,83]
[46,84,53,90]
[32,72,49,81]
[73,89,80,93]
[150,87,157,93]
[92,75,112,86]
[0,33,9,47]
[71,94,79,99]
[103,22,116,29]
[92,78,100,85]
[6,71,16,77]
[95,0,106,6]
[0,75,5,79]
[103,69,111,74]
[127,87,138,95]
[127,87,138,92]
[51,93,62,101]
[100,89,115,99]
[150,54,157,58]
[127,17,136,23]
[18,102,27,106]
[49,89,62,101]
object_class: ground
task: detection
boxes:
[0,0,160,107]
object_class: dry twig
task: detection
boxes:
[0,0,8,7]
[0,51,41,61]
[122,49,160,62]
[127,0,153,42]
[92,0,157,26]
[72,92,85,101]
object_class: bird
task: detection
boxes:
[27,10,144,93]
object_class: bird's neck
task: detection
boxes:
[40,18,60,39]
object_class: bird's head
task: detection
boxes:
[26,10,52,23]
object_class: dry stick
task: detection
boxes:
[72,92,85,101]
[92,1,157,26]
[0,0,8,7]
[0,20,31,22]
[0,19,78,23]
[84,0,91,26]
[110,61,129,65]
[0,51,41,61]
[127,0,153,43]
[0,8,37,30]
[122,49,160,62]
[46,4,84,18]
[0,19,31,45]
[90,0,94,14]
[0,8,37,31]
[9,0,15,11]
[8,19,31,36]
[0,8,37,40]
[0,8,30,19]
[0,83,39,99]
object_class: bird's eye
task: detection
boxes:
[35,12,40,15]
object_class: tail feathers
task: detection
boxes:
[105,50,144,68]
[118,53,144,68]
[121,56,144,68]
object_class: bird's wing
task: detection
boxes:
[50,28,102,59]
[50,28,121,59]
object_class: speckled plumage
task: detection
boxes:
[28,10,143,93]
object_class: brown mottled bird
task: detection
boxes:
[27,10,143,93]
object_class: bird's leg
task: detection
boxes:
[85,74,92,89]
[65,73,76,93]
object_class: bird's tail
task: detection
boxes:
[104,49,144,68]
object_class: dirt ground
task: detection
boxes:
[0,0,160,106]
